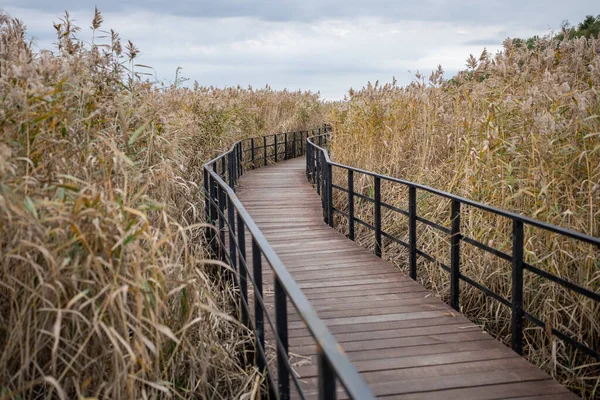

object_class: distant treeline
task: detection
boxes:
[513,14,600,49]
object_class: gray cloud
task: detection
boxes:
[2,1,597,100]
[5,0,596,27]
[463,38,504,46]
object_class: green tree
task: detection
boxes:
[557,14,600,40]
[573,14,600,38]
[512,15,600,50]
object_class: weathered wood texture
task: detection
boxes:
[235,157,577,399]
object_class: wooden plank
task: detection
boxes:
[290,294,440,311]
[291,331,494,355]
[288,294,434,313]
[300,357,554,389]
[296,282,433,298]
[286,319,477,340]
[286,303,450,322]
[293,347,520,377]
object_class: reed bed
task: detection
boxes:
[328,34,600,398]
[0,10,323,399]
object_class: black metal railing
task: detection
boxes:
[307,130,600,361]
[203,128,375,400]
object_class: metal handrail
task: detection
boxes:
[203,128,375,400]
[307,129,600,361]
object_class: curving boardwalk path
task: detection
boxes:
[237,157,576,399]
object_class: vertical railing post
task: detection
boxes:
[284,132,288,160]
[221,157,226,179]
[235,144,239,180]
[251,138,255,167]
[374,177,382,257]
[511,219,524,355]
[233,147,237,183]
[408,186,417,280]
[321,152,327,221]
[348,169,355,240]
[236,143,239,176]
[203,168,209,221]
[318,351,336,400]
[311,140,315,180]
[227,192,237,273]
[237,212,248,327]
[313,137,317,182]
[274,134,278,163]
[252,238,265,370]
[231,150,236,186]
[316,148,321,195]
[327,161,333,227]
[237,142,243,178]
[307,140,311,180]
[306,141,311,178]
[204,168,211,243]
[209,175,218,257]
[218,186,226,262]
[450,200,461,311]
[310,140,314,180]
[228,152,234,187]
[263,136,267,167]
[275,278,290,400]
[235,140,244,177]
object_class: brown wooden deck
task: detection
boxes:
[236,157,577,399]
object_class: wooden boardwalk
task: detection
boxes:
[237,157,577,399]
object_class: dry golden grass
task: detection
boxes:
[328,35,600,398]
[0,10,323,399]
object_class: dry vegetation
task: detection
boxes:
[2,5,599,399]
[0,10,323,399]
[328,34,600,397]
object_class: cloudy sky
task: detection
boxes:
[2,1,597,99]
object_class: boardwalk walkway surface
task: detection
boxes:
[236,157,577,399]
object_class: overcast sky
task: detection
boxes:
[2,1,597,100]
